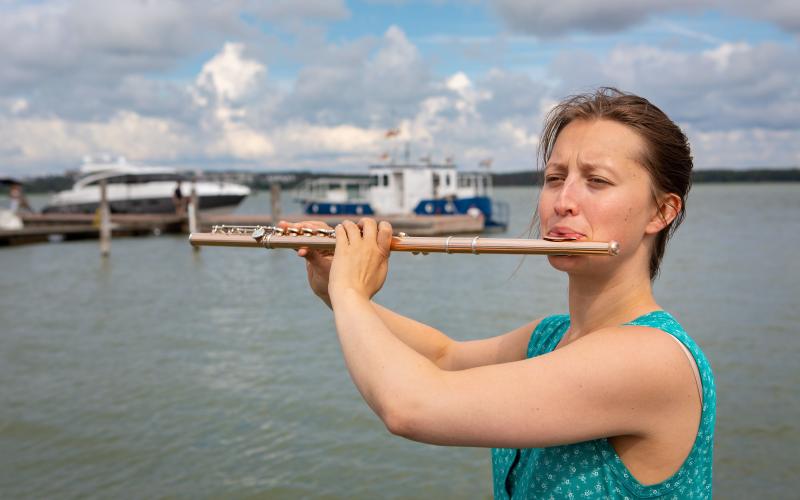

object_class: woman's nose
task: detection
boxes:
[553,179,580,216]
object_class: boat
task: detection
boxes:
[42,156,250,214]
[295,162,509,231]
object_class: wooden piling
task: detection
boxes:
[189,183,199,252]
[99,179,111,257]
[270,183,281,221]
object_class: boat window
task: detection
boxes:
[347,183,361,199]
[445,174,451,187]
[383,174,389,187]
[483,176,488,190]
[370,175,379,187]
[433,174,440,188]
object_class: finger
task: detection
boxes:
[359,218,378,242]
[377,220,393,254]
[294,220,333,229]
[334,224,348,253]
[342,220,361,245]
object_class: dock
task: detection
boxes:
[0,212,485,246]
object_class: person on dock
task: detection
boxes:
[283,88,715,499]
[172,181,185,216]
[8,182,32,213]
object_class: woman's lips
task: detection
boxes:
[545,227,586,240]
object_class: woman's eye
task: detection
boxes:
[588,177,609,185]
[544,175,563,184]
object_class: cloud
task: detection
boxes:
[0,11,797,174]
[276,25,432,127]
[0,0,241,92]
[546,41,800,167]
[0,111,193,172]
[245,0,349,23]
[190,43,274,159]
[550,42,800,132]
[193,42,266,104]
[491,0,800,36]
[492,0,698,37]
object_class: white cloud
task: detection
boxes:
[0,111,193,171]
[194,42,266,103]
[0,11,797,175]
[190,43,274,160]
[551,42,800,132]
[702,42,750,71]
[245,0,349,22]
[492,0,698,37]
[491,0,800,36]
[688,126,800,168]
[548,41,800,167]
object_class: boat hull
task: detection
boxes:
[302,196,509,230]
[43,194,248,214]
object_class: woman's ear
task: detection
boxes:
[645,193,681,234]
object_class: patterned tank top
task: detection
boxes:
[491,311,716,499]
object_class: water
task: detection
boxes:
[1,184,798,498]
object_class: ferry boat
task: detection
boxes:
[295,162,509,231]
[43,156,250,214]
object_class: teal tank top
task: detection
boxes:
[491,311,716,499]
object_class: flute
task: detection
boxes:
[189,225,620,256]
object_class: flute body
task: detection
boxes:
[189,225,619,256]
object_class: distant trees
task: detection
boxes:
[489,169,800,187]
[3,168,798,194]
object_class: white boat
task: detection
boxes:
[43,156,250,214]
[295,162,509,230]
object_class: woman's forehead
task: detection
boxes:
[550,119,646,164]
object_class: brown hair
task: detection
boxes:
[538,87,693,280]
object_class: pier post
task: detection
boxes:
[189,182,199,252]
[270,183,281,222]
[99,179,111,257]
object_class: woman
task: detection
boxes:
[283,88,715,499]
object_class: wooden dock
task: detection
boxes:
[0,212,484,246]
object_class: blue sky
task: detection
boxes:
[1,0,798,174]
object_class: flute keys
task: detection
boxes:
[252,226,266,240]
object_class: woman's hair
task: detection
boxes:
[538,87,693,280]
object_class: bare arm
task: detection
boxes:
[338,290,698,449]
[371,303,540,370]
[327,219,698,449]
[283,219,538,371]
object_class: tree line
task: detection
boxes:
[2,168,798,194]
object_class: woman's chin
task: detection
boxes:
[547,255,596,274]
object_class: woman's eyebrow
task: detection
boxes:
[577,161,615,176]
[544,161,567,172]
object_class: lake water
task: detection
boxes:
[1,184,798,498]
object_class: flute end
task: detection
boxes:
[609,241,620,256]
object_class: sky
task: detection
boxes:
[1,0,799,175]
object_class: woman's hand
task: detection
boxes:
[278,220,335,308]
[329,219,393,302]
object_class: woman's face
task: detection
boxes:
[538,119,660,274]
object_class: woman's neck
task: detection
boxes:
[565,261,659,341]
